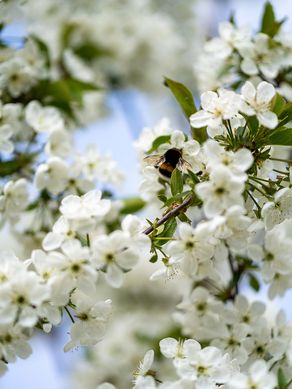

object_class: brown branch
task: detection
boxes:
[143,195,193,235]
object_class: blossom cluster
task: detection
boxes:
[0,187,150,374]
[79,72,292,385]
[19,0,198,92]
[131,339,277,389]
[92,37,292,384]
[1,1,292,388]
[195,6,292,98]
[0,96,123,248]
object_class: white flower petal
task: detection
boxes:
[241,81,256,102]
[190,110,213,128]
[159,338,178,358]
[105,263,123,288]
[256,82,275,105]
[257,111,278,129]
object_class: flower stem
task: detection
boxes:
[86,233,90,247]
[246,190,261,216]
[270,157,292,164]
[64,306,75,323]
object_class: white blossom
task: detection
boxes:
[60,190,111,232]
[167,223,214,278]
[196,166,246,218]
[262,187,292,230]
[240,81,278,129]
[25,101,64,134]
[190,89,241,130]
[34,157,69,195]
[64,290,111,351]
[91,230,140,288]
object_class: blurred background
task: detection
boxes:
[0,0,292,388]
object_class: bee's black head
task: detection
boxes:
[164,148,182,167]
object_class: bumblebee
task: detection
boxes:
[144,148,191,180]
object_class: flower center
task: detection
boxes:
[197,365,207,374]
[78,312,89,321]
[106,253,114,262]
[16,295,26,305]
[265,252,274,261]
[71,263,81,273]
[215,187,225,195]
[186,241,194,249]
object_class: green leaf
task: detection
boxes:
[261,2,276,33]
[163,218,177,237]
[277,368,287,389]
[61,23,76,49]
[164,77,196,118]
[0,154,35,177]
[260,1,285,37]
[187,169,200,184]
[268,127,292,145]
[156,218,177,245]
[248,273,260,292]
[272,93,286,116]
[32,78,99,116]
[191,126,208,144]
[120,197,146,214]
[157,192,167,203]
[30,35,51,68]
[170,168,183,196]
[147,135,171,154]
[178,213,191,223]
[74,42,112,61]
[278,103,292,127]
[150,253,158,263]
[229,12,236,26]
[246,115,259,133]
[164,78,207,143]
[165,191,192,207]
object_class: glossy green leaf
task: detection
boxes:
[246,115,259,133]
[171,168,183,196]
[147,135,171,154]
[272,93,286,116]
[0,154,35,177]
[120,197,146,214]
[164,78,208,143]
[61,23,76,48]
[150,253,158,263]
[260,2,285,37]
[32,78,98,116]
[277,368,287,389]
[164,77,196,118]
[278,103,292,127]
[268,127,292,145]
[30,35,51,68]
[156,218,177,246]
[248,273,260,292]
[74,42,112,61]
[261,2,275,32]
[178,213,191,223]
[187,169,200,184]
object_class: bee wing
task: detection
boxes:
[143,155,165,168]
[177,158,193,173]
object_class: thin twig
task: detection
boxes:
[228,252,239,297]
[64,306,75,323]
[246,190,261,214]
[143,195,193,235]
[270,157,292,164]
[86,233,90,247]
